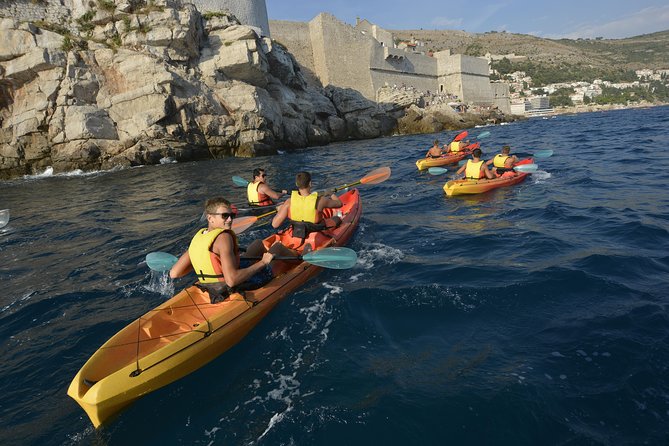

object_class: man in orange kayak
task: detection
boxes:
[247,168,288,207]
[485,145,519,177]
[456,148,495,180]
[169,197,292,300]
[272,171,343,241]
[425,139,443,158]
[445,138,466,153]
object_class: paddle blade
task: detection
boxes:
[428,167,448,175]
[0,209,8,229]
[146,252,178,272]
[302,247,357,269]
[533,150,553,158]
[232,176,249,187]
[232,216,259,233]
[464,142,480,150]
[454,130,468,141]
[513,163,539,173]
[360,166,391,185]
[476,131,490,139]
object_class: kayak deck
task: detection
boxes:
[443,158,533,196]
[67,189,361,428]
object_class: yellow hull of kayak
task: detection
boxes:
[443,172,528,196]
[67,189,361,428]
[415,152,467,170]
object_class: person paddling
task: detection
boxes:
[247,168,288,207]
[485,145,519,177]
[425,139,443,158]
[456,148,495,180]
[169,197,293,302]
[272,171,343,243]
[446,138,465,153]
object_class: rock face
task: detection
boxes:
[0,2,515,179]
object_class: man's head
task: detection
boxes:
[252,168,266,182]
[295,171,312,189]
[472,148,482,158]
[205,197,236,228]
[502,145,511,155]
[433,139,440,146]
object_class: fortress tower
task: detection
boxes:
[191,0,270,37]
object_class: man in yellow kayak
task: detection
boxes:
[272,171,343,242]
[425,139,443,158]
[247,168,288,207]
[485,145,519,177]
[456,148,495,180]
[169,197,291,301]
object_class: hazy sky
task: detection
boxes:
[266,1,669,39]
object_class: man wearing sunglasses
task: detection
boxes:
[170,197,285,301]
[247,168,288,207]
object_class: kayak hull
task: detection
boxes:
[416,152,468,170]
[443,158,533,196]
[67,189,361,427]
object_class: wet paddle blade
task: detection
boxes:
[360,166,391,185]
[146,252,178,272]
[232,176,249,187]
[454,130,468,141]
[475,131,490,139]
[302,247,358,269]
[533,150,554,158]
[0,209,8,229]
[513,163,539,173]
[428,167,448,175]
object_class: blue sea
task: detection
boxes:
[1,106,668,445]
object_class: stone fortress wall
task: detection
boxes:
[190,0,270,36]
[0,0,72,30]
[270,13,510,113]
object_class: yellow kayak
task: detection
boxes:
[415,151,468,171]
[67,189,362,427]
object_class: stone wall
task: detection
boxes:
[370,48,437,95]
[0,0,71,29]
[268,20,318,85]
[192,0,270,36]
[491,82,510,114]
[437,53,493,105]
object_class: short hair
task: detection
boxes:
[252,168,265,179]
[205,197,231,215]
[433,139,439,145]
[502,145,511,154]
[295,171,311,188]
[472,148,482,158]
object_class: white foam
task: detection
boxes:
[357,242,404,270]
[160,157,177,164]
[532,171,552,182]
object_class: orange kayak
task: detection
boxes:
[443,158,533,196]
[67,189,362,428]
[416,151,469,170]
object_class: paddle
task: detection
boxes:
[475,131,490,139]
[511,150,553,159]
[0,209,8,229]
[429,163,538,175]
[232,176,248,187]
[453,130,468,142]
[146,247,357,272]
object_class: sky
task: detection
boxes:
[266,0,669,40]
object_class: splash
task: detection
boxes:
[144,271,175,297]
[356,242,404,270]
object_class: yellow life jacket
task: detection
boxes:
[188,228,238,283]
[449,141,461,152]
[289,191,319,223]
[247,181,272,206]
[465,160,485,179]
[493,154,510,168]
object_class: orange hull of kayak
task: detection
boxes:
[416,151,469,170]
[67,189,361,428]
[443,158,534,196]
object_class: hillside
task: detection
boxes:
[392,29,669,72]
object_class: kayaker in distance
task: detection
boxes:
[456,148,495,180]
[426,139,443,158]
[247,168,288,207]
[486,145,519,177]
[272,171,343,242]
[446,138,466,153]
[169,197,293,301]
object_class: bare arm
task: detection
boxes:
[258,183,286,201]
[215,232,273,287]
[456,163,466,176]
[271,200,290,228]
[169,251,194,279]
[318,194,342,211]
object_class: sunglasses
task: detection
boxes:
[211,212,235,220]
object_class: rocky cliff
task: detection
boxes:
[0,0,514,179]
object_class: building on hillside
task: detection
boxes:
[269,13,510,114]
